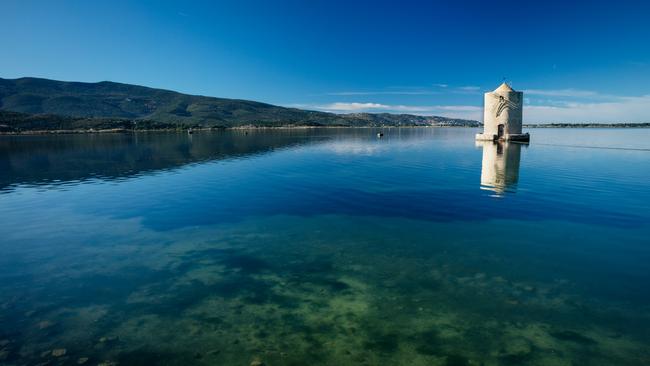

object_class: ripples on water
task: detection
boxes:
[0,128,649,365]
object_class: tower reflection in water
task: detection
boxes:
[477,141,525,196]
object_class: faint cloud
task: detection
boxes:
[512,87,650,122]
[326,90,439,96]
[524,88,600,98]
[524,95,650,123]
[325,84,483,96]
[315,102,389,111]
[454,86,481,94]
[291,102,482,119]
[292,92,650,122]
[293,84,650,123]
[178,12,189,17]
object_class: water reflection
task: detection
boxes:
[0,128,467,191]
[478,141,523,195]
[0,130,332,190]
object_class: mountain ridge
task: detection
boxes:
[0,77,479,132]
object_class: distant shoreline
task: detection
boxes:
[0,125,471,135]
[2,124,650,135]
[524,123,650,128]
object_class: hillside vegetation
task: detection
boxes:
[0,77,478,132]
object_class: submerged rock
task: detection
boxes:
[52,348,67,357]
[38,320,54,330]
[498,338,534,364]
[97,361,118,366]
[522,285,535,292]
[502,338,532,355]
[99,335,119,343]
[24,310,37,317]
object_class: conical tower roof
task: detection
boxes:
[495,82,514,92]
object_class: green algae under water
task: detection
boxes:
[0,128,649,365]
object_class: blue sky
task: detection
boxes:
[2,0,650,122]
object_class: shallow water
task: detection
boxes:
[0,127,649,365]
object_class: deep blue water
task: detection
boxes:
[0,128,649,365]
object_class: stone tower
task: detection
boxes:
[476,82,529,142]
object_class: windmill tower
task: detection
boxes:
[476,83,529,142]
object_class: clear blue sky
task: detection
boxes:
[2,0,650,122]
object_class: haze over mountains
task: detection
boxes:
[0,77,478,132]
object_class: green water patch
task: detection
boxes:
[1,215,649,365]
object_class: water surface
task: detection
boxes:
[1,128,649,365]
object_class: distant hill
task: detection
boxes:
[0,77,478,132]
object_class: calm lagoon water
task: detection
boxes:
[0,127,649,365]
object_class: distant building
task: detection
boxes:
[476,83,529,142]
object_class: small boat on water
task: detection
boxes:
[377,132,384,138]
[187,128,194,135]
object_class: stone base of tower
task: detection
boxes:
[505,133,530,142]
[475,132,530,142]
